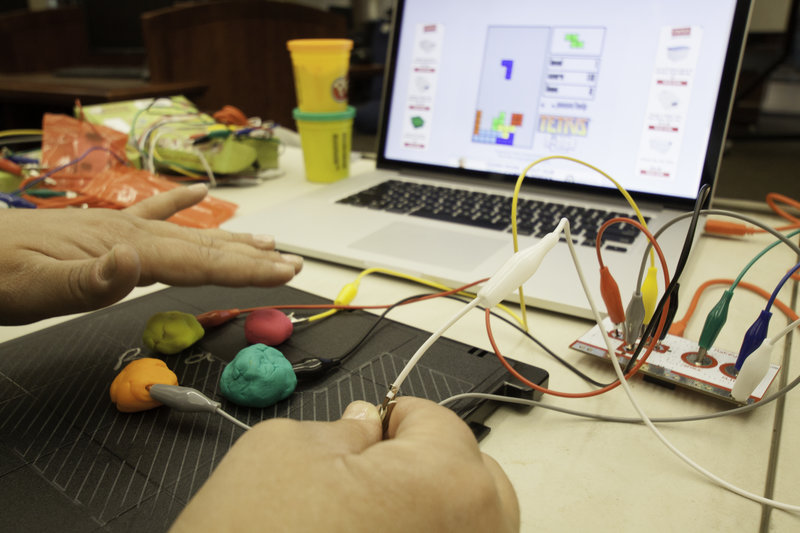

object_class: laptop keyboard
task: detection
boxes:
[336,179,647,250]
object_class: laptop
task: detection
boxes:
[226,0,752,320]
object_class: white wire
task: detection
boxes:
[147,128,169,173]
[193,146,218,188]
[146,121,210,174]
[562,219,800,513]
[216,407,251,430]
[388,298,480,398]
[769,317,800,346]
[438,368,800,422]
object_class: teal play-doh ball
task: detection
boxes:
[219,344,297,408]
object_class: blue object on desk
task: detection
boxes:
[0,192,36,208]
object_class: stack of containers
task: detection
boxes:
[287,39,356,183]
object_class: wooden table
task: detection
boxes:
[0,72,207,128]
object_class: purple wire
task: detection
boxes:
[766,260,800,311]
[12,145,127,195]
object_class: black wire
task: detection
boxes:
[623,184,712,374]
[329,293,428,364]
[442,295,609,388]
[317,291,608,388]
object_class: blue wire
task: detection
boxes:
[6,154,38,165]
[766,260,800,311]
[11,145,126,195]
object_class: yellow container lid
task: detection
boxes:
[287,39,353,52]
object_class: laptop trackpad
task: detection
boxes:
[349,222,506,272]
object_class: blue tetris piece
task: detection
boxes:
[496,133,514,145]
[501,59,513,79]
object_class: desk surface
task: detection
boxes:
[1,147,798,532]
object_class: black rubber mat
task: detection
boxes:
[0,284,547,532]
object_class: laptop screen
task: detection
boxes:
[377,0,750,206]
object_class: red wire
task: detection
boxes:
[485,217,672,398]
[595,217,665,269]
[238,278,489,315]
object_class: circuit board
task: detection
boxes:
[571,317,780,404]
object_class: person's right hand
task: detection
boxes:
[171,397,520,532]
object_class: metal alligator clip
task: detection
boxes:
[378,386,399,437]
[287,312,308,324]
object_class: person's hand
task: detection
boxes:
[171,397,520,533]
[0,184,303,325]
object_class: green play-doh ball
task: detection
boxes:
[142,311,204,355]
[219,344,297,408]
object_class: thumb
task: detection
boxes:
[320,400,382,454]
[124,183,208,220]
[341,400,382,423]
[245,401,382,458]
[37,245,141,320]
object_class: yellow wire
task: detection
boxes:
[307,309,337,322]
[510,155,653,330]
[355,267,526,326]
[163,163,204,179]
[305,266,526,327]
[0,129,43,138]
[308,157,650,332]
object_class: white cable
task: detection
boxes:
[193,146,217,188]
[387,298,480,400]
[216,407,251,431]
[438,368,800,422]
[147,121,209,174]
[148,128,169,173]
[771,317,800,343]
[386,221,568,401]
[562,220,800,513]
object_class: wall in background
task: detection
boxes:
[751,0,793,32]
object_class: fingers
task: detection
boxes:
[1,245,142,324]
[386,396,481,456]
[128,213,282,254]
[77,212,304,287]
[132,234,303,287]
[245,401,382,457]
[108,214,304,286]
[124,183,209,220]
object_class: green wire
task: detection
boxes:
[698,227,800,351]
[731,228,800,288]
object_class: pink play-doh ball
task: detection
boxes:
[244,308,293,346]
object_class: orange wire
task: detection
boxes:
[669,278,800,337]
[731,192,800,233]
[705,192,800,238]
[766,192,800,225]
[485,217,672,398]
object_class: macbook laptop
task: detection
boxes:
[226,0,752,319]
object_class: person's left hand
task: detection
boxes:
[0,184,303,325]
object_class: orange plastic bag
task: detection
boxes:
[31,113,237,228]
[41,113,129,173]
[82,166,237,228]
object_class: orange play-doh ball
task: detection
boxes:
[109,358,179,413]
